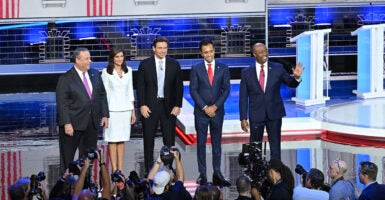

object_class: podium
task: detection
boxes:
[351,24,385,99]
[290,29,331,106]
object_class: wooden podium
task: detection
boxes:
[290,29,331,106]
[351,24,385,99]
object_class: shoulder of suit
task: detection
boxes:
[215,62,228,68]
[166,56,179,64]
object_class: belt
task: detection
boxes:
[157,97,165,101]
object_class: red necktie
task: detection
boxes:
[207,63,213,86]
[83,72,92,99]
[259,65,265,92]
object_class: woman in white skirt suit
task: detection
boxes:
[101,48,136,172]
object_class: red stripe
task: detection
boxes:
[321,130,385,148]
[5,0,9,18]
[105,0,108,16]
[99,0,103,16]
[93,0,96,16]
[0,0,3,18]
[13,152,17,183]
[7,152,11,194]
[1,153,5,200]
[87,0,90,16]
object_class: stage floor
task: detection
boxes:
[0,80,385,199]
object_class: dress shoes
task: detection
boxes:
[212,172,231,187]
[196,173,207,185]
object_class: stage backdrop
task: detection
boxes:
[1,0,266,19]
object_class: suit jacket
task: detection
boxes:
[189,61,230,117]
[56,67,109,130]
[136,56,183,114]
[239,61,300,123]
[101,67,135,111]
[358,182,385,200]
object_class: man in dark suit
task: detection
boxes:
[239,43,303,160]
[358,161,385,200]
[56,47,109,173]
[136,37,184,173]
[190,40,231,187]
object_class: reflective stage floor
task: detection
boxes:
[1,80,385,199]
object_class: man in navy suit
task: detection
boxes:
[358,161,385,200]
[190,40,231,187]
[137,37,184,174]
[56,47,109,173]
[239,43,303,160]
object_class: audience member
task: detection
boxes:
[235,175,253,200]
[293,168,329,200]
[327,159,356,200]
[72,150,111,200]
[8,177,31,200]
[147,147,192,200]
[194,183,222,200]
[265,159,295,200]
[49,168,77,199]
[358,161,385,200]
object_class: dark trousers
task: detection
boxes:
[249,118,282,160]
[142,100,176,173]
[195,113,224,174]
[59,118,98,173]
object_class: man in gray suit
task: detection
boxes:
[56,47,109,173]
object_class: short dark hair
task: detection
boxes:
[236,175,251,194]
[360,161,378,180]
[306,168,325,189]
[8,177,30,200]
[72,47,89,63]
[199,40,214,51]
[152,36,169,48]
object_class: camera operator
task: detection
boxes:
[72,149,111,200]
[293,168,329,200]
[49,168,77,199]
[8,176,47,200]
[110,170,137,200]
[327,159,356,200]
[147,146,192,200]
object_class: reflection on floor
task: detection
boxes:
[1,79,385,199]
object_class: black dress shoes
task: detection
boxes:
[196,173,207,185]
[212,172,231,187]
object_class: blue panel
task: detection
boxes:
[269,9,296,25]
[296,148,311,186]
[315,7,335,24]
[357,29,371,92]
[356,154,370,190]
[296,35,311,99]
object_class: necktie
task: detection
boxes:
[259,65,265,92]
[207,63,213,86]
[157,60,164,97]
[82,72,92,99]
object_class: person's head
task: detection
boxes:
[268,159,295,190]
[194,183,221,200]
[306,168,325,190]
[252,43,268,65]
[152,170,171,195]
[107,47,128,74]
[78,189,94,200]
[327,159,347,180]
[359,161,378,184]
[152,36,169,59]
[236,175,251,196]
[73,47,91,72]
[199,40,215,63]
[8,177,30,200]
